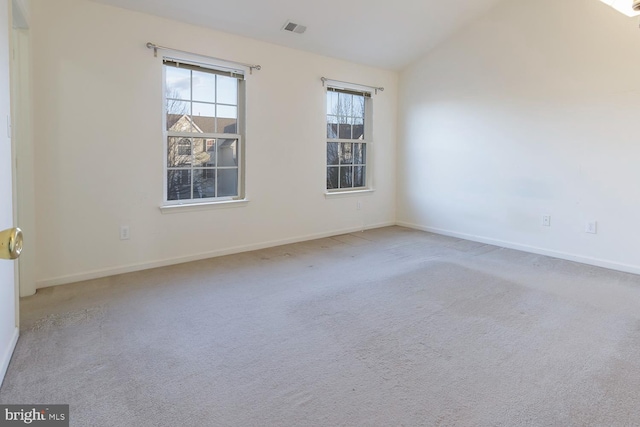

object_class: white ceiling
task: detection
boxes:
[90,0,506,70]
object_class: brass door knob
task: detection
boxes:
[0,227,22,260]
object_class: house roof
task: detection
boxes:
[167,114,237,134]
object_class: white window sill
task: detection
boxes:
[324,189,374,198]
[159,199,249,214]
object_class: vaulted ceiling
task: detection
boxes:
[90,0,506,70]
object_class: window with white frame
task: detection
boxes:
[164,59,244,203]
[326,87,371,190]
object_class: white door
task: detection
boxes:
[0,0,18,386]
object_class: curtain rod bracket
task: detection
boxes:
[146,42,158,57]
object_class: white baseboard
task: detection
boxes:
[0,327,19,388]
[397,221,640,276]
[36,221,396,289]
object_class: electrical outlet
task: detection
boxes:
[357,201,362,211]
[542,215,551,227]
[585,221,597,234]
[120,225,130,240]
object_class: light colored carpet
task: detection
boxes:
[2,226,640,426]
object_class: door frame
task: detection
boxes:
[10,0,33,299]
[0,0,21,387]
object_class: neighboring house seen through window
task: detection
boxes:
[326,87,371,191]
[164,60,244,203]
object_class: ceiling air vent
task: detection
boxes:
[282,20,307,34]
[634,0,640,11]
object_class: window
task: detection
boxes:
[326,87,370,191]
[177,138,191,156]
[164,60,244,203]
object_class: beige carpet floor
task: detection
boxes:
[2,226,640,426]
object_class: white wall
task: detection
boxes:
[398,0,640,273]
[31,0,397,287]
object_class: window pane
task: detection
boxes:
[354,166,366,187]
[166,99,190,115]
[338,124,352,139]
[168,137,192,167]
[193,138,213,167]
[217,106,238,134]
[192,103,216,134]
[338,92,352,121]
[327,91,338,115]
[217,168,238,197]
[352,122,364,140]
[215,118,235,133]
[354,143,366,165]
[167,169,191,201]
[165,66,190,100]
[327,167,339,189]
[167,100,191,132]
[327,123,338,139]
[340,166,353,188]
[193,169,216,199]
[217,139,238,167]
[352,95,365,119]
[339,143,353,165]
[327,142,339,165]
[217,75,238,105]
[192,70,216,103]
[217,105,237,119]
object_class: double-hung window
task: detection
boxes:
[164,59,244,204]
[326,87,371,191]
